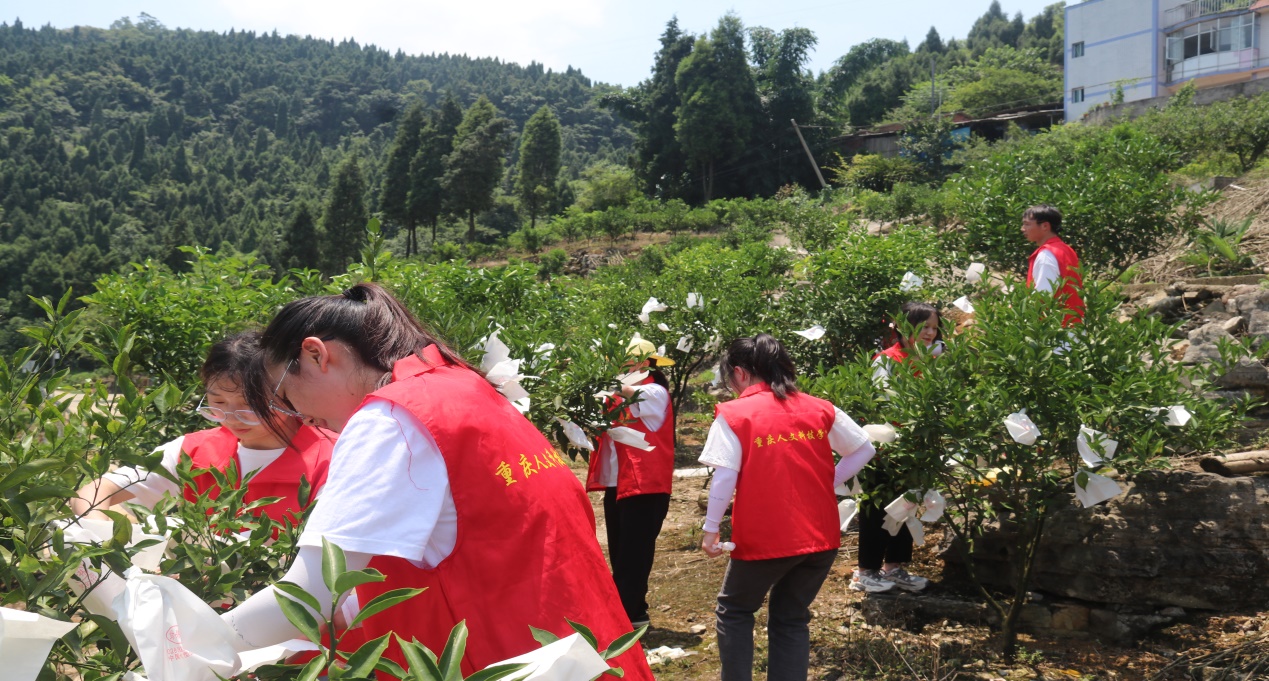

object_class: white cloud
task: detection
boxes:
[215,0,613,73]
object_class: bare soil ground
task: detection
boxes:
[571,413,1268,680]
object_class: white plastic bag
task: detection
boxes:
[0,607,78,681]
[899,271,923,291]
[793,324,826,341]
[488,632,610,680]
[837,498,858,532]
[1004,409,1040,445]
[607,426,654,451]
[965,262,986,284]
[114,569,240,681]
[862,423,897,444]
[556,418,594,452]
[1076,426,1119,467]
[952,296,975,314]
[1074,470,1123,508]
[62,518,170,618]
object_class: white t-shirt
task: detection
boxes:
[102,435,286,509]
[1029,249,1060,294]
[597,382,670,488]
[298,399,457,568]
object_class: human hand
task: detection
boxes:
[701,531,723,558]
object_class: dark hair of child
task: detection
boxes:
[719,333,799,400]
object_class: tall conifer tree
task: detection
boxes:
[514,105,562,229]
[321,156,368,273]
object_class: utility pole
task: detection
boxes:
[790,119,827,189]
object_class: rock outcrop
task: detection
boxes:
[941,469,1269,612]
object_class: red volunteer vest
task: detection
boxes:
[181,424,333,530]
[1027,237,1085,324]
[586,377,675,499]
[353,346,654,680]
[715,383,841,561]
[875,344,909,364]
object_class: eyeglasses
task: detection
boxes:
[269,358,311,421]
[196,397,263,426]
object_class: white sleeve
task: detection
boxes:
[627,383,670,433]
[298,399,453,565]
[703,467,737,533]
[1030,250,1060,294]
[829,408,876,486]
[698,416,742,471]
[871,357,891,389]
[222,545,373,651]
[101,436,185,509]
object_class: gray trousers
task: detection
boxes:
[715,548,838,681]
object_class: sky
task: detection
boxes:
[5,1,1062,87]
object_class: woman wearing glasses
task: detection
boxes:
[221,283,653,679]
[71,331,335,532]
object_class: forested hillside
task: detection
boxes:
[0,2,1066,352]
[0,14,630,344]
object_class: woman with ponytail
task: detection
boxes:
[220,283,653,679]
[698,333,876,681]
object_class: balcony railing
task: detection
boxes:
[1165,0,1253,27]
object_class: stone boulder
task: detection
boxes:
[1183,321,1235,364]
[941,469,1269,611]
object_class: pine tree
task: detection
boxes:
[380,103,426,255]
[408,118,448,246]
[171,144,192,184]
[282,202,321,270]
[129,122,148,172]
[320,156,368,273]
[441,96,513,243]
[514,105,562,228]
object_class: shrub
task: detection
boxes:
[831,153,919,193]
[948,123,1212,276]
[538,247,569,279]
[810,280,1241,659]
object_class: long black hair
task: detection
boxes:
[201,330,263,391]
[887,301,942,349]
[245,283,473,429]
[719,333,799,400]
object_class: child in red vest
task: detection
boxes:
[586,336,675,629]
[853,302,944,594]
[1022,204,1084,324]
[71,330,334,532]
[699,334,875,681]
[223,283,653,680]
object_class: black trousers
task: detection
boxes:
[857,500,914,571]
[602,488,670,623]
[715,548,838,681]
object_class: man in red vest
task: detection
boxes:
[1022,204,1084,324]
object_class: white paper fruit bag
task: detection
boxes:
[114,569,240,681]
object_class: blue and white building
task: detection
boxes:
[1065,0,1269,120]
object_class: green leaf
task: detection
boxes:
[349,587,426,629]
[273,589,323,646]
[463,663,529,681]
[565,619,598,650]
[322,537,348,596]
[296,652,327,681]
[0,459,62,494]
[528,625,560,647]
[602,668,625,677]
[601,624,647,660]
[397,636,443,681]
[274,580,323,614]
[341,632,391,678]
[436,620,468,681]
[333,568,384,596]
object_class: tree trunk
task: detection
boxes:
[999,514,1046,661]
[431,216,439,244]
[703,161,715,202]
[466,210,476,243]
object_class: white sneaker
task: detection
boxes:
[849,569,895,593]
[880,567,929,592]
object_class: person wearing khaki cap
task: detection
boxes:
[585,335,676,630]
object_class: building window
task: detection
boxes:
[1166,12,1256,81]
[1072,41,1085,58]
[1071,87,1085,103]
